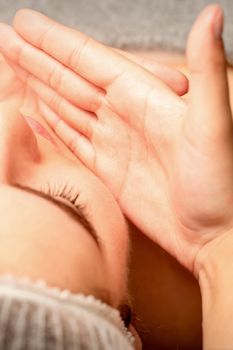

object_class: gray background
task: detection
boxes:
[0,0,232,57]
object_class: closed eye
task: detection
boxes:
[12,183,101,248]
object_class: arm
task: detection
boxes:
[197,232,233,349]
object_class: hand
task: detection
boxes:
[0,54,41,120]
[2,5,233,274]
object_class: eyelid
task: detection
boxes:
[13,183,101,247]
[41,181,101,246]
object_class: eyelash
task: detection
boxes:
[44,182,84,211]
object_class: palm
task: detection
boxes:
[81,74,233,268]
[90,79,183,229]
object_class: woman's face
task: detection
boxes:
[0,61,130,309]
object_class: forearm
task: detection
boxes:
[197,232,233,349]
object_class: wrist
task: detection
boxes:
[195,230,233,349]
[196,229,233,282]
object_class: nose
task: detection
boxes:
[0,102,38,182]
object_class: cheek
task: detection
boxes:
[107,233,130,303]
[5,215,106,295]
[91,196,130,303]
[113,232,130,289]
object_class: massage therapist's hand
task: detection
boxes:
[2,5,233,274]
[0,54,45,126]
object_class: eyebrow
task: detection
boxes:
[12,184,101,248]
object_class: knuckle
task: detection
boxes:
[67,36,91,71]
[68,135,79,154]
[105,70,127,90]
[53,118,62,134]
[48,64,66,92]
[38,23,57,50]
[89,89,104,113]
[17,41,30,67]
[48,92,62,114]
[83,118,95,139]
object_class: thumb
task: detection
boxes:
[186,5,232,147]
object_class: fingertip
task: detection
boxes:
[14,8,55,48]
[14,9,48,33]
[0,24,17,50]
[187,4,225,74]
[214,6,224,40]
[191,4,223,32]
[174,72,189,96]
[187,4,224,53]
[14,8,37,23]
[164,67,189,95]
[185,4,231,142]
[14,8,31,28]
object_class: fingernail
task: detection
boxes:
[214,8,223,40]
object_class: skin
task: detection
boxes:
[4,5,233,273]
[0,59,130,310]
[0,47,187,350]
[132,14,233,349]
[5,5,233,349]
[132,44,233,350]
[0,6,232,346]
[0,19,191,350]
[128,46,233,349]
[128,50,233,350]
[0,63,198,350]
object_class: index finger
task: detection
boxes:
[13,9,174,92]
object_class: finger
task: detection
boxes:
[0,24,104,114]
[13,9,177,93]
[114,48,189,95]
[30,77,96,139]
[38,99,94,168]
[5,57,96,138]
[186,5,233,145]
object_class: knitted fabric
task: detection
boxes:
[0,275,134,350]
